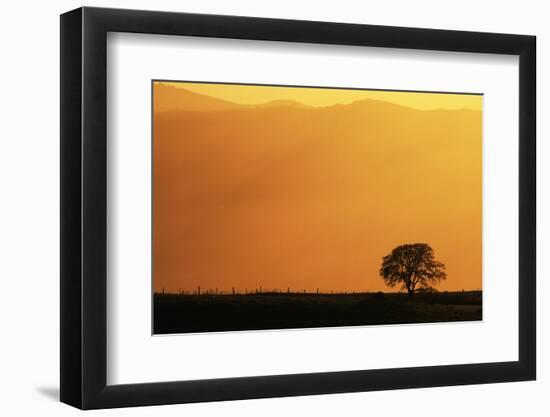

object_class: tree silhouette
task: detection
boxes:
[379,243,446,298]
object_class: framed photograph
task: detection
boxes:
[60,6,536,409]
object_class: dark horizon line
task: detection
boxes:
[154,289,483,295]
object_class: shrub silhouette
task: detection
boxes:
[374,291,385,300]
[379,243,446,298]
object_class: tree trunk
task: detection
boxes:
[407,288,415,298]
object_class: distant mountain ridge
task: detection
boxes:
[154,84,477,114]
[155,84,314,112]
[255,99,311,109]
[154,84,243,112]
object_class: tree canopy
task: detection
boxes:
[379,243,446,297]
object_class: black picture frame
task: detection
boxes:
[60,6,536,410]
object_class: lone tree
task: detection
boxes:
[379,243,446,298]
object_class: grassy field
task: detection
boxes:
[153,291,482,334]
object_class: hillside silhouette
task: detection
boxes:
[154,291,482,334]
[154,83,243,112]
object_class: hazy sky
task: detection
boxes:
[160,81,482,111]
[153,81,482,294]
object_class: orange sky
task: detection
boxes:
[153,81,482,294]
